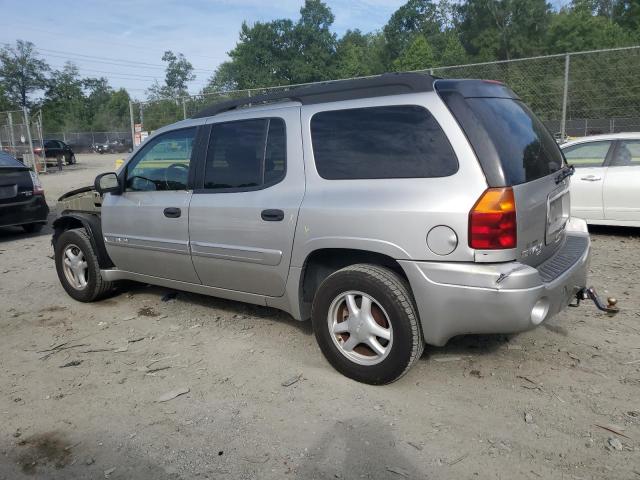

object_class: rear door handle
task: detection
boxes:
[163,207,181,218]
[580,175,602,182]
[261,209,284,222]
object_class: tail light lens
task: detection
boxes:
[29,171,44,195]
[469,187,517,249]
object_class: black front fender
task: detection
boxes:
[52,212,114,268]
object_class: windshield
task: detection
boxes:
[466,98,564,185]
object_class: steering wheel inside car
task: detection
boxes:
[164,163,189,190]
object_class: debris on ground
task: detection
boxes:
[281,374,302,387]
[104,467,116,477]
[469,369,483,378]
[386,466,410,477]
[407,441,423,451]
[448,453,469,466]
[607,437,623,451]
[595,424,630,439]
[524,412,534,424]
[157,387,190,403]
[59,360,83,368]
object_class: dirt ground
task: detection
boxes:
[1,153,639,480]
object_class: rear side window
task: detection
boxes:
[611,140,640,166]
[204,118,286,189]
[310,106,458,180]
[465,98,563,185]
[563,141,611,168]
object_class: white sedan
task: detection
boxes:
[562,133,640,227]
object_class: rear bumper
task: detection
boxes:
[0,194,49,228]
[400,218,590,346]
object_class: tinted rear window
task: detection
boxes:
[466,98,564,185]
[0,151,24,167]
[310,106,458,180]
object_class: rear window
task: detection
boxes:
[0,151,24,167]
[310,106,458,180]
[466,98,564,185]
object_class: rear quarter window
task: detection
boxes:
[310,105,458,180]
[465,98,564,185]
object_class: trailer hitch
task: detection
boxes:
[570,287,619,315]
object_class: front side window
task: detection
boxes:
[310,105,458,180]
[126,128,195,191]
[611,140,640,166]
[563,141,611,168]
[204,118,286,190]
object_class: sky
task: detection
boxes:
[0,0,407,99]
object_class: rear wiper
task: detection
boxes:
[555,164,575,184]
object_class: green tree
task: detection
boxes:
[393,35,436,71]
[613,0,640,31]
[41,62,86,131]
[383,0,444,65]
[290,0,337,82]
[334,30,386,77]
[147,51,195,99]
[456,0,552,60]
[0,40,49,108]
[439,31,469,65]
[545,7,635,53]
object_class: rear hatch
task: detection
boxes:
[436,79,569,267]
[0,153,35,205]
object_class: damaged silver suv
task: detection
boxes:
[52,73,616,384]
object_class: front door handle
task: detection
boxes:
[261,209,284,222]
[580,175,602,182]
[163,207,181,218]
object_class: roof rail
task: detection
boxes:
[192,72,435,119]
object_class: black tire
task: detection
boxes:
[54,228,114,302]
[66,154,76,165]
[22,223,44,233]
[311,264,424,385]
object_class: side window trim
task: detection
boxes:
[123,126,197,192]
[194,117,287,194]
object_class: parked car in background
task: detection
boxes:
[0,151,49,233]
[562,133,640,227]
[34,140,76,166]
[93,139,132,154]
[52,74,610,384]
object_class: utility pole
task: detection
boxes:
[23,107,36,172]
[129,100,135,147]
[560,54,570,141]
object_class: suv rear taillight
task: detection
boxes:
[469,187,517,249]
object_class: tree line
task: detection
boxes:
[1,0,638,133]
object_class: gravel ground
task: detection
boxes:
[0,153,639,479]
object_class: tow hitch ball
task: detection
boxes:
[570,287,619,315]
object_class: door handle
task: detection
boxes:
[261,209,284,222]
[163,207,181,218]
[580,175,602,182]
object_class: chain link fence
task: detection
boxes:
[0,108,46,172]
[44,131,132,154]
[113,45,640,146]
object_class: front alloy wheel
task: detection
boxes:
[62,244,88,290]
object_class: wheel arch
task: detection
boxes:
[297,248,409,321]
[52,212,114,268]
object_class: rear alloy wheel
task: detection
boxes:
[312,264,424,385]
[55,228,113,302]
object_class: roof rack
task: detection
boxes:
[192,72,435,119]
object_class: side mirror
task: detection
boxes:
[94,172,121,195]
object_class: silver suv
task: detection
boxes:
[52,73,605,384]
